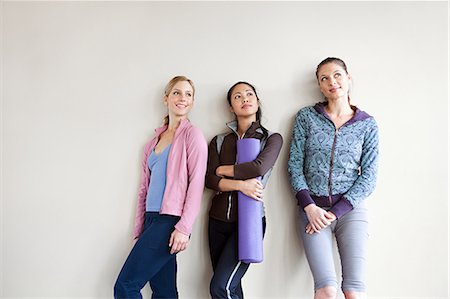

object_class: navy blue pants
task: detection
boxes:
[114,212,180,299]
[208,217,266,299]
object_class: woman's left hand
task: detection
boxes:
[305,211,337,234]
[169,229,189,254]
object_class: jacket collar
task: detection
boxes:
[154,118,191,137]
[226,119,265,137]
[313,102,372,126]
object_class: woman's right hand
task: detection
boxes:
[239,178,264,201]
[304,204,334,234]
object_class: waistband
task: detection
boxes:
[145,212,180,219]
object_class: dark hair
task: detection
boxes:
[315,57,351,104]
[226,81,262,121]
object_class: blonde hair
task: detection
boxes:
[163,76,195,125]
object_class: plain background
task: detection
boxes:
[1,1,448,298]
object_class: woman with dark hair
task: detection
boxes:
[114,76,208,299]
[288,58,379,299]
[206,82,283,299]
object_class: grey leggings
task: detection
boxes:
[298,203,368,293]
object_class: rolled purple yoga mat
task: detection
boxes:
[237,138,264,263]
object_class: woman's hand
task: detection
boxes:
[304,205,336,234]
[169,229,189,254]
[239,178,264,202]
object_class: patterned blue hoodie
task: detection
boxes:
[288,102,378,218]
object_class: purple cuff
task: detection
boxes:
[329,197,354,218]
[295,189,315,208]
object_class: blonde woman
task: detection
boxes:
[114,76,208,299]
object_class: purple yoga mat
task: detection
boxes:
[237,138,264,263]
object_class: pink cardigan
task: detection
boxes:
[133,119,208,238]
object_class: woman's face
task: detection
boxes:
[164,81,194,119]
[229,83,259,118]
[317,62,351,101]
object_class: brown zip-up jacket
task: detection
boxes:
[205,120,283,222]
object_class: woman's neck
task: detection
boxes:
[167,116,186,131]
[236,116,256,137]
[325,98,353,117]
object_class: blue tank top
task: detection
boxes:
[146,144,171,212]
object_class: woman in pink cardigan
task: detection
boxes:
[114,76,208,299]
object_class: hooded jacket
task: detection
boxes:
[288,102,379,218]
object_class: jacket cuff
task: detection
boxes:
[175,222,191,236]
[233,164,243,179]
[295,189,315,209]
[207,174,222,191]
[330,197,353,219]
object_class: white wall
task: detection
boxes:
[1,2,448,298]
